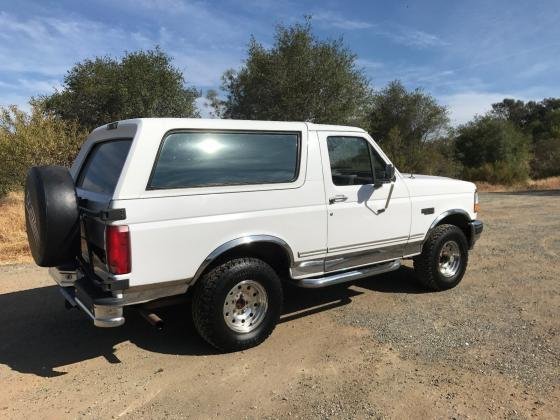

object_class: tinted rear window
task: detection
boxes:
[149,131,300,189]
[77,139,132,195]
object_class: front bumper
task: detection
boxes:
[50,267,125,328]
[468,220,484,249]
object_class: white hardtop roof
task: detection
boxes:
[94,118,366,134]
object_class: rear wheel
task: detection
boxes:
[414,224,469,291]
[192,258,283,351]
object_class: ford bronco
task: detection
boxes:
[25,119,483,351]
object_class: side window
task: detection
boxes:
[77,139,132,195]
[327,136,374,186]
[369,147,390,182]
[149,131,300,189]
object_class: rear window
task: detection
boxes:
[149,131,300,189]
[77,139,132,195]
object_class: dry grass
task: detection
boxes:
[0,191,31,265]
[476,176,560,192]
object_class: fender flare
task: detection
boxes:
[423,208,471,245]
[192,235,295,282]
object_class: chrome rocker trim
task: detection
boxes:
[294,259,401,288]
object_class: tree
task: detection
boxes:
[213,19,370,124]
[491,98,531,128]
[365,80,451,174]
[455,116,530,184]
[0,104,87,196]
[491,97,560,178]
[40,48,199,129]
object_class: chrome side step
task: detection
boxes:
[294,259,401,288]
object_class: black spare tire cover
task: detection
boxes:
[24,166,80,267]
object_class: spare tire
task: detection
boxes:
[24,166,80,267]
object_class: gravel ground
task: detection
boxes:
[0,191,558,419]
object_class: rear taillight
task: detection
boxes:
[106,225,131,275]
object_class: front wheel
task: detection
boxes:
[414,224,469,291]
[192,258,283,351]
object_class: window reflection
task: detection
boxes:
[195,138,224,154]
[150,131,299,189]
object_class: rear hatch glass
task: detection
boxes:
[77,139,132,277]
[77,139,132,195]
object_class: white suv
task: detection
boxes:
[25,118,483,351]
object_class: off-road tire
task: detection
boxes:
[414,224,469,291]
[24,165,79,266]
[192,258,283,351]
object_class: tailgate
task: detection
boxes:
[74,138,132,282]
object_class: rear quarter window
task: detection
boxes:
[148,131,300,189]
[77,139,132,195]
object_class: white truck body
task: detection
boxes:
[40,118,481,345]
[70,119,476,287]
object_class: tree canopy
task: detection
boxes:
[365,81,450,174]
[40,48,199,129]
[212,19,370,125]
[491,98,560,178]
[0,104,87,196]
[455,115,530,183]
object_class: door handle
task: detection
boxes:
[329,194,348,204]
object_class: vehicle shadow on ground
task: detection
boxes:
[352,266,428,294]
[0,278,375,378]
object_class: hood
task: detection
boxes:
[401,173,476,197]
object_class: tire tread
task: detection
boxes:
[414,224,468,291]
[192,257,280,351]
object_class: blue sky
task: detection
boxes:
[1,0,559,124]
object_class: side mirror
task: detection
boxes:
[386,164,395,181]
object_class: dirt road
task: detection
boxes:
[0,192,559,419]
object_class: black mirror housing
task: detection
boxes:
[386,164,395,181]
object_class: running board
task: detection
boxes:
[294,259,401,288]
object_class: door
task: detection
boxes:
[318,132,411,272]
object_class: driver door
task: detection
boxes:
[318,132,411,272]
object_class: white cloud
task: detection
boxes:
[385,26,448,48]
[169,45,241,88]
[0,11,155,78]
[313,11,446,49]
[195,96,213,118]
[313,12,373,30]
[517,62,552,79]
[0,9,241,109]
[0,93,31,111]
[357,59,384,70]
[440,86,560,126]
[440,91,518,125]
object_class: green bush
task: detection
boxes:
[532,137,560,178]
[455,116,530,184]
[462,161,529,184]
[0,104,87,196]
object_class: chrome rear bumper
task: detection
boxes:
[50,267,125,328]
